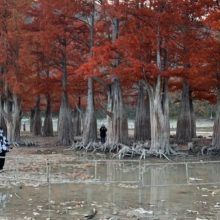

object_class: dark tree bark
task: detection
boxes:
[134,81,151,141]
[12,95,22,142]
[190,90,196,138]
[176,79,196,143]
[0,110,7,135]
[58,91,73,145]
[43,94,53,136]
[58,55,73,145]
[30,109,35,133]
[212,72,220,148]
[72,107,81,137]
[32,96,42,136]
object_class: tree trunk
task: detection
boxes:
[147,30,173,155]
[57,48,74,145]
[5,117,13,143]
[43,94,53,136]
[212,73,220,148]
[82,78,97,145]
[12,94,22,142]
[107,77,128,145]
[134,80,151,141]
[176,79,195,143]
[72,107,81,137]
[106,11,128,145]
[1,92,21,143]
[58,91,73,145]
[0,107,7,134]
[161,78,170,152]
[32,96,42,136]
[147,76,171,154]
[30,109,35,133]
[2,88,13,142]
[82,8,97,145]
[190,90,196,138]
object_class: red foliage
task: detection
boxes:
[0,0,219,112]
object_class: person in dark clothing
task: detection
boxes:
[0,127,9,171]
[100,124,107,144]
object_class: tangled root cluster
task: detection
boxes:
[70,141,171,160]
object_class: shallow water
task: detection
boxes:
[1,160,220,219]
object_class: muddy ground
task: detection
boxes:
[7,131,215,162]
[1,132,220,220]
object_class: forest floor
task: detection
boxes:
[6,129,217,164]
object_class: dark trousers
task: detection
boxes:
[0,151,6,170]
[101,136,106,144]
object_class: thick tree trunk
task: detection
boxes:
[134,81,151,141]
[212,73,220,148]
[147,31,173,155]
[81,8,97,145]
[30,109,35,133]
[1,93,21,143]
[12,94,22,142]
[0,107,7,134]
[0,117,6,135]
[57,51,74,145]
[5,118,13,143]
[107,78,128,145]
[176,79,195,143]
[43,94,53,136]
[148,76,172,154]
[106,12,128,145]
[58,91,73,145]
[2,89,13,142]
[106,85,113,145]
[32,96,42,136]
[190,91,196,138]
[72,107,81,137]
[82,78,97,145]
[161,78,170,152]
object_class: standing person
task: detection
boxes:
[0,127,10,171]
[100,124,107,144]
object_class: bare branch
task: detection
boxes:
[92,76,108,89]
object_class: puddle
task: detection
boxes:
[0,160,220,219]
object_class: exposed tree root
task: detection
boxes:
[71,141,180,161]
[12,141,37,148]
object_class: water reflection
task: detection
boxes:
[46,160,220,219]
[1,161,220,219]
[0,191,8,208]
[0,190,9,219]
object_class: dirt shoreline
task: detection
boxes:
[5,131,217,165]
